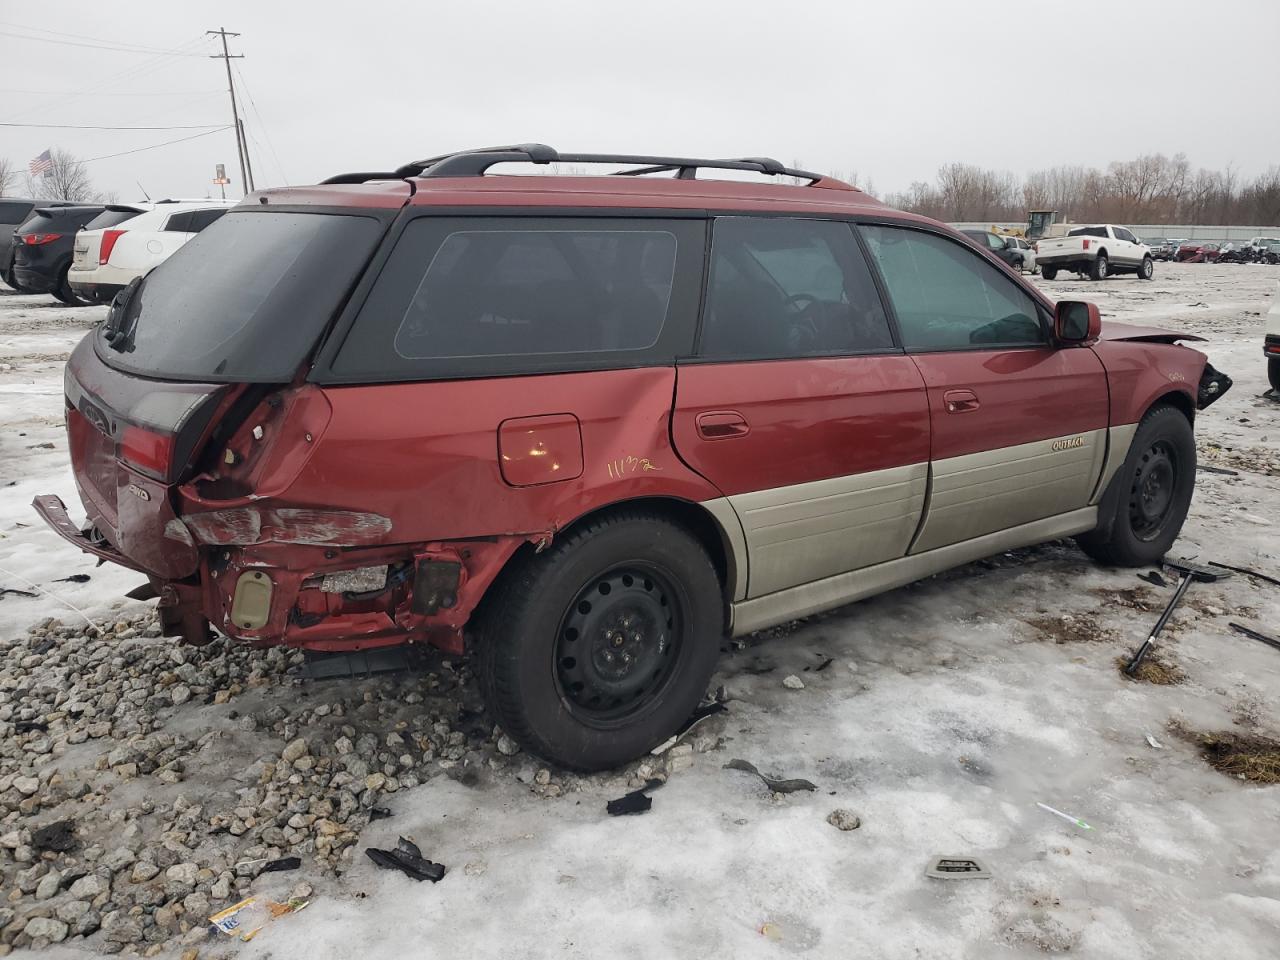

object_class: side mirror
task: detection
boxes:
[1055,300,1101,344]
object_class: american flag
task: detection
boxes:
[29,149,53,177]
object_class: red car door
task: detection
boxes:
[671,217,930,599]
[859,225,1109,553]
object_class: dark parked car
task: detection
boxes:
[0,199,77,290]
[35,144,1230,770]
[960,229,1022,269]
[12,204,112,304]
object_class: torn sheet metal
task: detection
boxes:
[181,507,392,547]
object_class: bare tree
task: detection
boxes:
[23,148,102,203]
[0,158,17,197]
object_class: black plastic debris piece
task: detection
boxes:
[606,790,653,816]
[724,758,816,794]
[260,856,301,874]
[370,807,393,822]
[1229,622,1280,653]
[54,574,91,584]
[365,837,446,883]
[0,587,38,599]
[31,819,76,852]
[1137,570,1168,588]
[814,657,835,672]
[1209,561,1280,588]
[14,719,48,734]
[1197,464,1239,476]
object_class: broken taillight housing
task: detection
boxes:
[119,425,175,480]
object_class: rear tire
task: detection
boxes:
[1040,265,1058,281]
[475,511,724,771]
[56,266,89,307]
[1138,256,1154,280]
[1269,357,1280,393]
[1076,404,1196,566]
[1089,253,1109,281]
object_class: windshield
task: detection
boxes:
[96,210,382,382]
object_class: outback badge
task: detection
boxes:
[1051,436,1085,452]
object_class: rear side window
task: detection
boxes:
[97,211,381,382]
[85,209,141,231]
[699,217,894,359]
[186,208,226,233]
[164,212,193,233]
[860,226,1044,351]
[329,217,704,380]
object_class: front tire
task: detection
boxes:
[1089,253,1109,281]
[475,511,724,771]
[1138,256,1154,280]
[1076,405,1196,566]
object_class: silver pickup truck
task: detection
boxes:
[1035,224,1154,281]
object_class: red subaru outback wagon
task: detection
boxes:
[36,145,1230,769]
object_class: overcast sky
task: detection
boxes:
[3,0,1278,203]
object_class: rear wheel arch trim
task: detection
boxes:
[553,496,741,610]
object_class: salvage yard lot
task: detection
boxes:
[0,265,1278,959]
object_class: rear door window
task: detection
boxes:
[699,217,894,359]
[329,217,704,380]
[860,225,1045,351]
[96,211,382,382]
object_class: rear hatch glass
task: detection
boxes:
[74,209,143,269]
[96,210,382,382]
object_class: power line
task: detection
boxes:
[3,34,211,123]
[1,121,226,130]
[232,62,289,185]
[0,28,206,56]
[82,127,233,163]
[0,88,219,97]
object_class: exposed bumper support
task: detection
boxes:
[31,494,147,573]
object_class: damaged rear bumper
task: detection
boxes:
[32,494,147,573]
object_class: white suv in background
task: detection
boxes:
[68,199,234,304]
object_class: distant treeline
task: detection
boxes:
[876,155,1280,227]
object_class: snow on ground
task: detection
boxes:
[0,265,1278,960]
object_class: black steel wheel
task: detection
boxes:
[1128,439,1178,541]
[476,510,723,771]
[555,565,683,725]
[1076,404,1196,566]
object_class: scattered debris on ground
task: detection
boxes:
[826,809,861,831]
[210,895,309,942]
[365,837,446,882]
[924,856,991,880]
[1229,621,1280,653]
[724,759,816,794]
[1036,802,1092,831]
[1027,613,1117,644]
[1118,653,1187,685]
[1179,728,1280,784]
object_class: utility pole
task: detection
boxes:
[207,28,253,194]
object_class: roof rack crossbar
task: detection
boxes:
[323,146,831,186]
